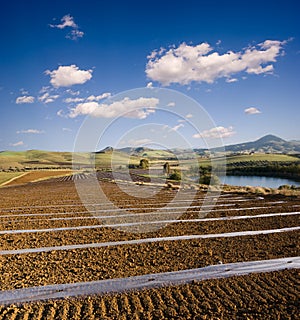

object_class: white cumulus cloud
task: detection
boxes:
[244,107,262,114]
[69,97,159,119]
[45,65,93,88]
[193,126,235,139]
[16,95,35,104]
[146,40,287,86]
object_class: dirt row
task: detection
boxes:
[0,213,299,250]
[0,269,298,319]
[0,178,299,319]
[0,231,299,291]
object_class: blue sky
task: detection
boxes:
[0,0,299,151]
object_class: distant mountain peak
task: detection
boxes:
[200,134,300,154]
[255,134,286,144]
[96,146,114,153]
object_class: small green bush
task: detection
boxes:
[199,174,220,185]
[169,170,181,181]
[139,159,149,169]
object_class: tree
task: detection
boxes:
[163,162,170,175]
[139,159,149,169]
[169,169,181,181]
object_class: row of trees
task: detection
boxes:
[226,161,300,180]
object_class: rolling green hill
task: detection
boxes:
[194,135,300,155]
[1,135,299,171]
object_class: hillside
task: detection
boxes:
[1,135,299,170]
[0,150,74,170]
[194,135,300,155]
[0,149,138,170]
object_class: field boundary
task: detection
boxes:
[1,170,74,187]
[0,256,298,306]
[0,172,28,187]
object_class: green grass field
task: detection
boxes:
[0,150,298,171]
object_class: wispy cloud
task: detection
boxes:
[57,109,68,118]
[244,107,262,114]
[50,14,77,29]
[86,92,111,102]
[66,29,84,41]
[127,138,152,146]
[146,82,153,88]
[16,95,35,104]
[38,92,59,104]
[64,97,85,104]
[45,65,93,88]
[63,92,111,104]
[20,88,29,95]
[193,126,235,139]
[167,102,175,107]
[146,40,287,86]
[65,89,80,96]
[226,78,238,83]
[170,123,184,131]
[62,127,72,132]
[50,14,84,40]
[10,141,24,147]
[16,129,45,134]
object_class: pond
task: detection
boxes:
[221,175,300,188]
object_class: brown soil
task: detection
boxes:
[3,170,72,186]
[0,270,298,320]
[0,178,299,319]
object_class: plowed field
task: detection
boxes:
[0,175,299,319]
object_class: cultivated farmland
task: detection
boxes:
[0,173,299,319]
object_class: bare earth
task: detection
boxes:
[0,176,299,319]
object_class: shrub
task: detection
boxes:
[139,159,149,169]
[278,184,291,190]
[199,174,220,185]
[169,170,181,181]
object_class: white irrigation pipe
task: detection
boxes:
[0,226,299,255]
[0,211,299,235]
[0,203,235,219]
[52,211,300,224]
[1,202,296,224]
[0,194,249,212]
[0,256,299,305]
[0,201,287,220]
[1,207,299,225]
